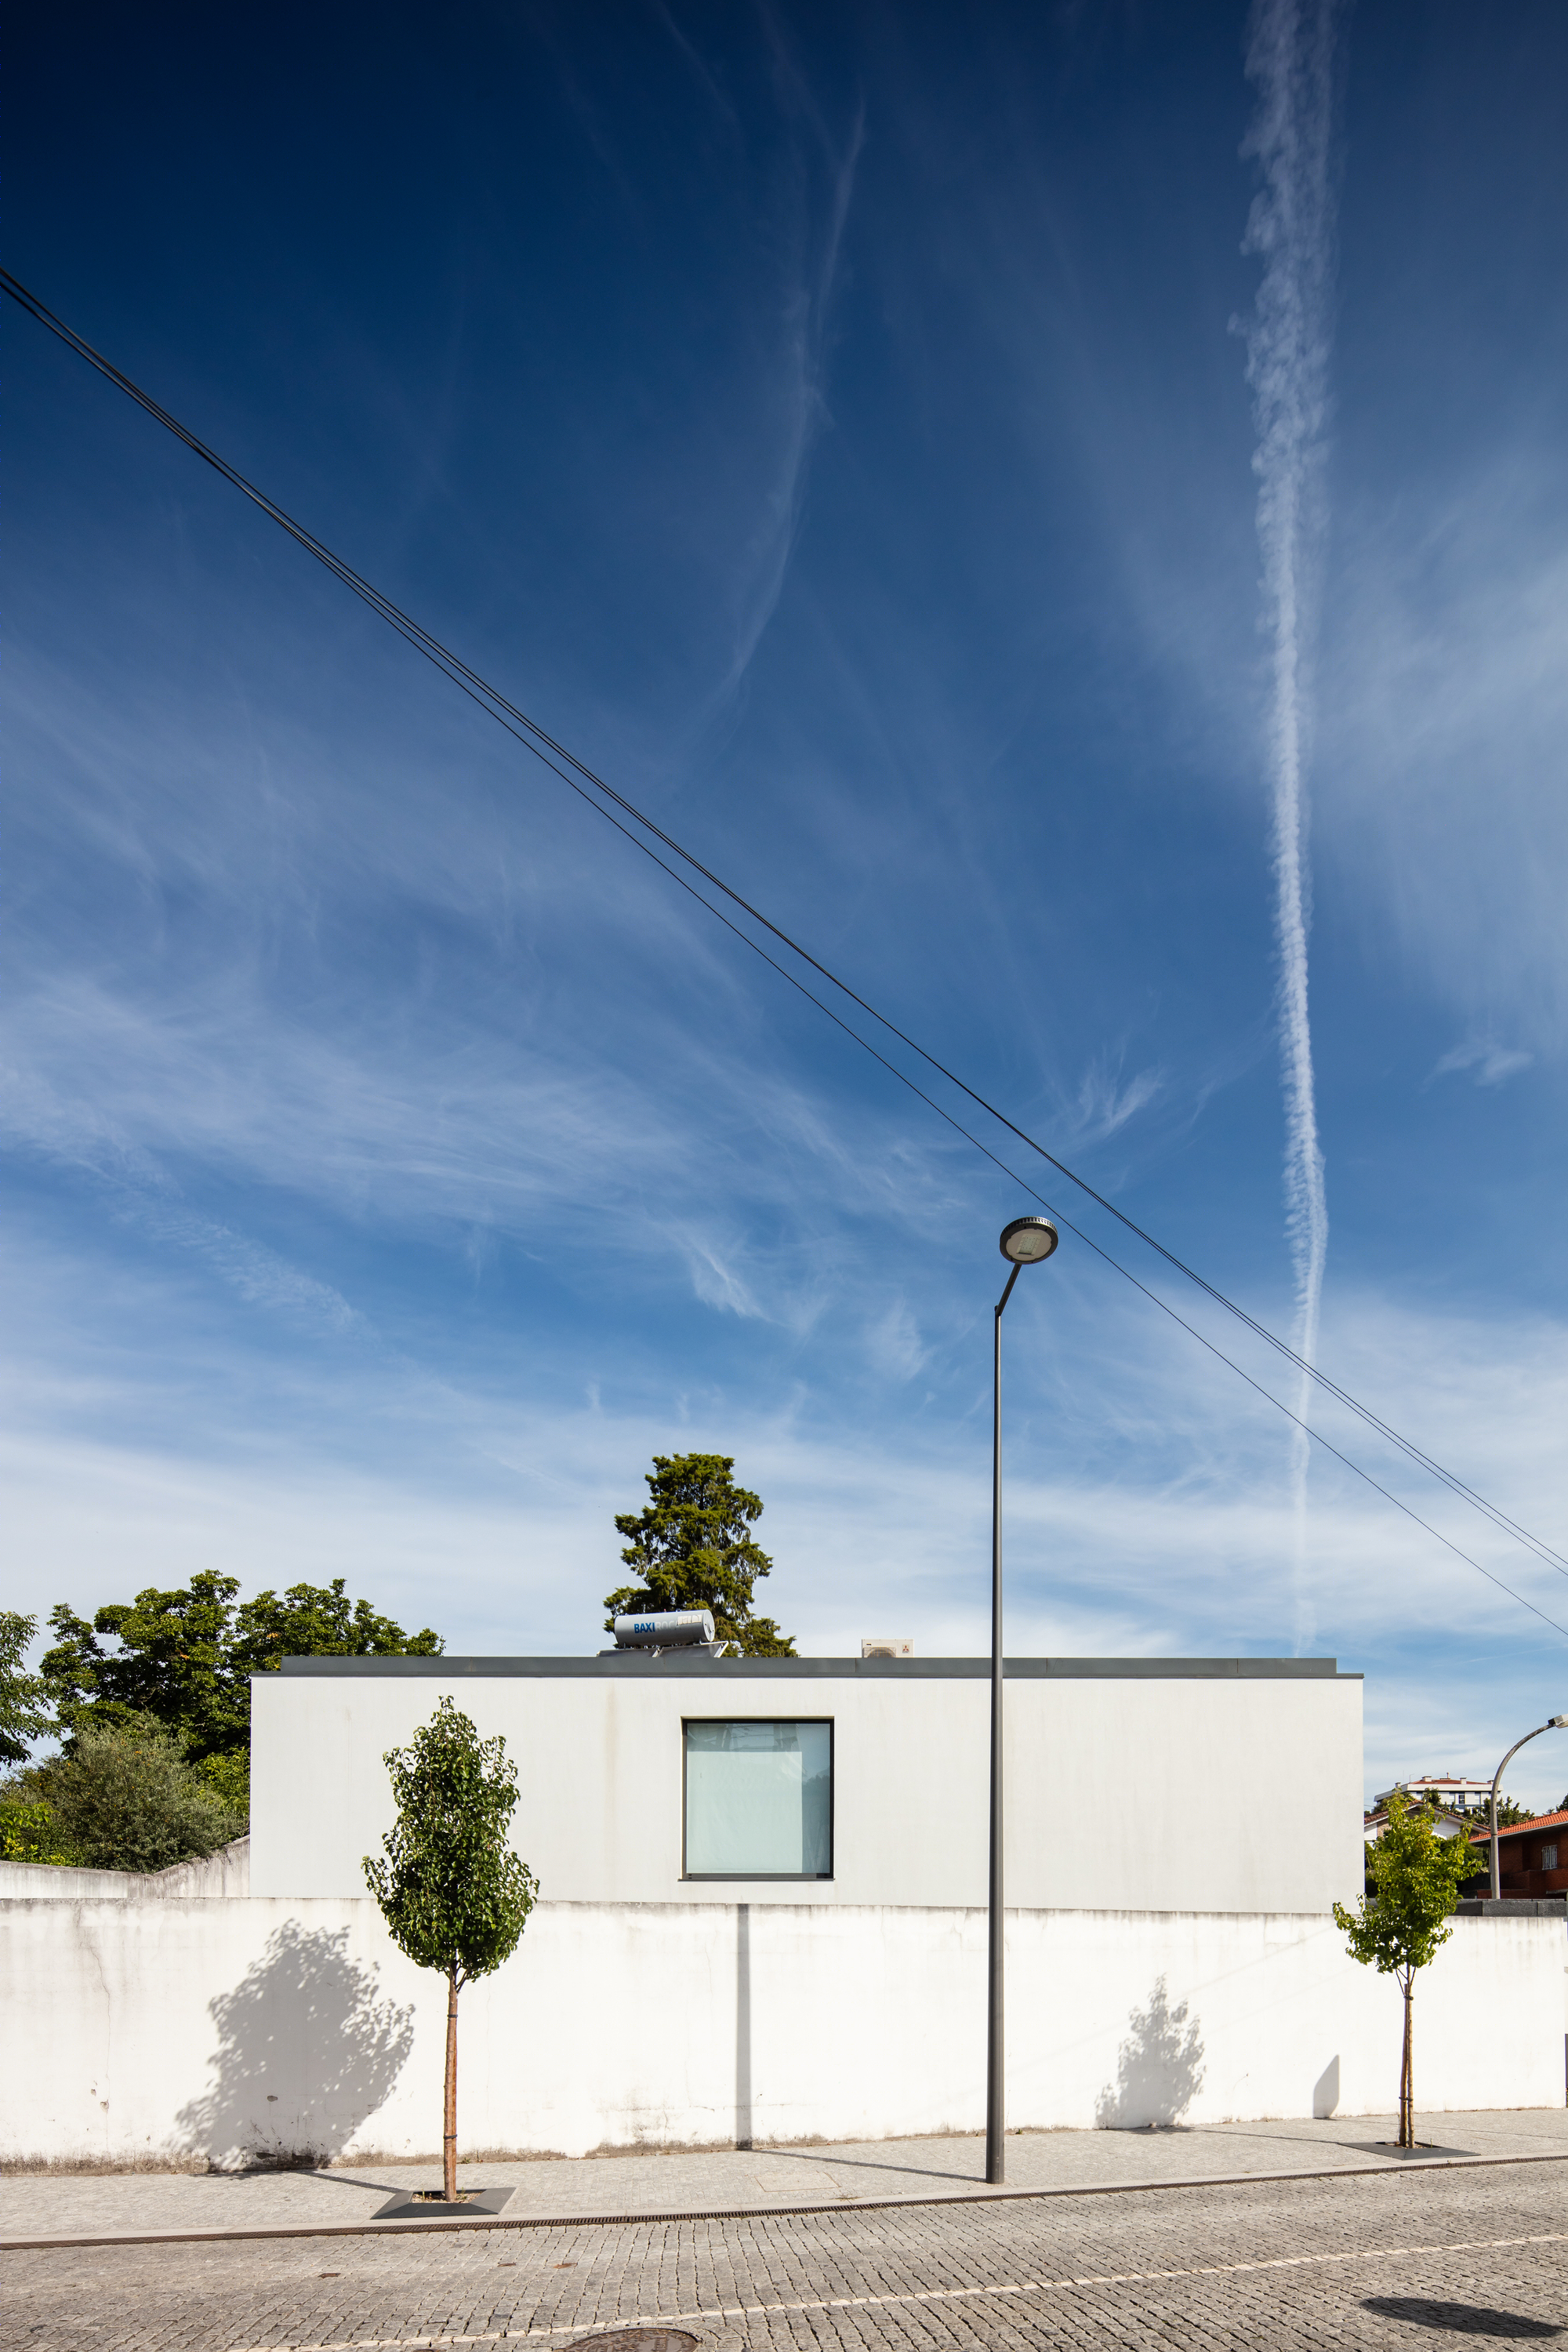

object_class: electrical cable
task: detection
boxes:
[5,260,1566,1631]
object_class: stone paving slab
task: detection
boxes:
[4,2108,1564,2247]
[3,2155,1565,2351]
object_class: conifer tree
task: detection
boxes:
[604,1453,794,1655]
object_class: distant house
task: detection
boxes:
[1362,1804,1468,1844]
[1465,1808,1568,1899]
[1372,1773,1494,1817]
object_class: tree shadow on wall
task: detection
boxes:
[1094,1976,1206,2129]
[176,1919,416,2170]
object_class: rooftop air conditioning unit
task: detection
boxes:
[862,1638,913,1659]
[612,1610,717,1650]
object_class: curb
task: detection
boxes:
[5,2147,1566,2253]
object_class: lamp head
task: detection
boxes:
[1000,1215,1059,1266]
[1551,1715,1568,1729]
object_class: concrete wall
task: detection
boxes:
[252,1660,1365,1914]
[4,1896,1560,2168]
[0,1840,251,1903]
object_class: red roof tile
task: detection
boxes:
[1467,1807,1568,1845]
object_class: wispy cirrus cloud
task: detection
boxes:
[1068,1055,1165,1147]
[706,107,865,718]
[1319,450,1568,1059]
[1431,1036,1534,1089]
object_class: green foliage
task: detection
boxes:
[1475,1794,1530,1831]
[363,1698,538,1987]
[1335,1792,1477,1978]
[0,1611,54,1766]
[196,1746,251,1817]
[40,1719,241,1875]
[41,1575,443,1815]
[1336,1791,1479,2145]
[604,1453,796,1656]
[42,1574,249,1762]
[0,1789,82,1865]
[230,1581,445,1679]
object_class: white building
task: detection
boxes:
[252,1650,1366,1912]
[1372,1774,1494,1817]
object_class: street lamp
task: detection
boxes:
[1486,1715,1568,1900]
[987,1214,1059,2186]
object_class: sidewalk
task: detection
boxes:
[5,2108,1565,2248]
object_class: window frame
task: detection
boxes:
[680,1715,835,1882]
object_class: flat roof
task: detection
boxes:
[275,1653,1356,1680]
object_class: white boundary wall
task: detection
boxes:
[3,1899,1563,2167]
[0,1840,250,1904]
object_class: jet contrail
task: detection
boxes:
[1240,0,1341,1649]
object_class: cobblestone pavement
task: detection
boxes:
[7,2111,1566,2242]
[5,2157,1564,2350]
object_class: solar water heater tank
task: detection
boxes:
[612,1610,717,1649]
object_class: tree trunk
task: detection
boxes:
[1399,1972,1414,2150]
[444,1967,459,2202]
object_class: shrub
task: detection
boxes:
[45,1719,241,1874]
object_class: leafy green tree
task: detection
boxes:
[230,1581,444,1678]
[41,1575,443,1824]
[604,1454,795,1656]
[364,1699,538,2202]
[42,1574,249,1761]
[1334,1791,1479,2147]
[0,1612,54,1766]
[42,1719,241,1875]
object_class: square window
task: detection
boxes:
[683,1719,833,1878]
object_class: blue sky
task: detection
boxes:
[6,2,1568,1808]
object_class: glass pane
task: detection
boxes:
[685,1721,832,1875]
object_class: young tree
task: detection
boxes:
[604,1453,796,1656]
[0,1612,53,1766]
[363,1699,538,2202]
[1334,1791,1479,2147]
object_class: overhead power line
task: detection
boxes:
[5,261,1565,1641]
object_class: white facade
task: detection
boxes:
[1374,1776,1494,1817]
[4,1893,1563,2168]
[252,1654,1365,1914]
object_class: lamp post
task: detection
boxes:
[1486,1715,1568,1900]
[987,1213,1059,2187]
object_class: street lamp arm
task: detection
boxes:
[1487,1716,1568,1901]
[996,1263,1022,1317]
